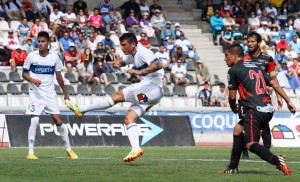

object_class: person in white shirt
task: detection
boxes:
[34,0,53,22]
[212,82,229,107]
[63,6,77,29]
[5,0,22,20]
[66,33,164,163]
[171,58,190,86]
[265,3,277,19]
[256,21,274,47]
[285,44,298,64]
[139,0,150,15]
[294,12,300,37]
[248,11,260,32]
[50,7,64,33]
[175,33,200,61]
[22,31,78,160]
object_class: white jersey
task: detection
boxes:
[23,50,63,96]
[123,43,164,87]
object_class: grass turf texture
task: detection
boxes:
[0,147,299,181]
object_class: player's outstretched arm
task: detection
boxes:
[56,71,70,101]
[269,79,296,114]
[127,61,163,75]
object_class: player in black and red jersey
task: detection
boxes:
[219,44,295,175]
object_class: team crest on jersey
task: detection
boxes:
[137,93,149,103]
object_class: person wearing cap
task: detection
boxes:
[289,34,300,57]
[77,53,94,84]
[280,22,294,42]
[232,23,243,44]
[160,20,175,43]
[150,8,165,43]
[220,24,234,52]
[64,42,80,73]
[10,44,27,71]
[256,21,275,47]
[198,81,213,106]
[276,35,288,53]
[270,23,280,43]
[149,0,167,20]
[126,8,142,36]
[140,11,155,38]
[259,9,272,27]
[103,9,121,37]
[202,0,215,22]
[210,9,224,46]
[100,32,116,49]
[138,32,151,48]
[195,59,210,86]
[174,22,184,40]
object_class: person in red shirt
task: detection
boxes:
[276,35,289,53]
[289,57,300,82]
[64,43,80,73]
[30,18,44,38]
[88,8,104,35]
[138,32,151,49]
[10,45,27,71]
[21,0,35,21]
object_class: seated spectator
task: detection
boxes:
[170,46,185,70]
[5,0,22,20]
[77,58,94,84]
[277,1,288,25]
[98,0,114,16]
[174,22,184,40]
[276,35,289,53]
[222,10,235,29]
[270,23,280,43]
[150,9,165,43]
[64,43,80,72]
[256,22,275,47]
[290,58,300,82]
[285,44,298,62]
[276,60,299,89]
[210,10,224,46]
[4,30,20,51]
[199,81,213,106]
[74,33,87,54]
[149,0,167,20]
[118,0,140,19]
[265,2,277,20]
[59,32,73,52]
[290,34,300,58]
[56,20,70,40]
[202,0,214,22]
[139,0,150,15]
[21,0,35,21]
[50,7,64,33]
[164,37,175,56]
[232,24,243,44]
[104,10,121,37]
[195,59,210,86]
[63,6,77,29]
[213,82,229,107]
[105,47,122,74]
[140,12,155,37]
[86,34,98,53]
[253,1,262,19]
[219,24,233,52]
[274,48,288,68]
[30,18,44,39]
[77,9,88,29]
[22,38,34,54]
[231,0,245,32]
[259,9,272,27]
[294,12,300,37]
[10,45,26,71]
[0,37,10,65]
[88,8,104,35]
[248,11,260,32]
[49,0,61,11]
[80,48,92,63]
[82,20,96,40]
[138,32,151,49]
[50,35,62,60]
[93,58,109,85]
[240,37,249,54]
[160,21,175,44]
[94,42,108,62]
[280,23,294,42]
[175,33,200,61]
[73,0,88,15]
[0,0,10,21]
[155,45,170,70]
[220,0,232,18]
[60,0,74,13]
[171,58,190,86]
[101,32,116,49]
[17,18,31,44]
[126,9,142,36]
[34,0,53,24]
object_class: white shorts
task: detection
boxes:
[25,91,60,115]
[122,81,163,117]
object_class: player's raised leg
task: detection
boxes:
[27,116,39,159]
[52,114,78,159]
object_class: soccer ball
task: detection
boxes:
[188,51,195,58]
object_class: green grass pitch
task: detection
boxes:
[0,147,299,181]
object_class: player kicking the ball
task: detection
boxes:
[22,31,78,160]
[66,33,164,162]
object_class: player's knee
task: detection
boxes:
[233,124,243,135]
[246,142,255,150]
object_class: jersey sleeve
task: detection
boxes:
[55,54,63,71]
[227,67,238,90]
[123,55,134,64]
[265,56,275,73]
[22,53,32,71]
[140,49,157,65]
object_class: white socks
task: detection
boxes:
[28,116,39,154]
[80,96,115,113]
[57,123,71,152]
[127,123,140,150]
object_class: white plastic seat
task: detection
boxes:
[185,85,198,97]
[110,34,120,46]
[96,35,105,43]
[173,98,186,107]
[159,97,173,107]
[0,20,10,31]
[120,24,128,34]
[10,21,21,32]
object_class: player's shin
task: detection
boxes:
[249,143,279,165]
[127,123,140,150]
[57,123,71,152]
[80,96,115,113]
[229,135,244,169]
[28,116,39,154]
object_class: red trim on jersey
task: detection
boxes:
[238,81,254,100]
[263,96,271,103]
[250,109,254,142]
[265,61,275,73]
[243,54,251,60]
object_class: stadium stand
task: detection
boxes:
[65,72,79,83]
[21,83,29,95]
[90,84,105,96]
[0,72,9,82]
[9,72,24,82]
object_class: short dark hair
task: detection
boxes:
[225,44,244,58]
[219,82,225,87]
[38,31,50,40]
[279,48,285,52]
[247,32,262,43]
[119,33,138,45]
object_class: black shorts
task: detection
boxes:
[238,107,273,144]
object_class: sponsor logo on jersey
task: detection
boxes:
[30,65,55,75]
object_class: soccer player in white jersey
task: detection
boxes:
[66,33,164,162]
[22,31,78,160]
